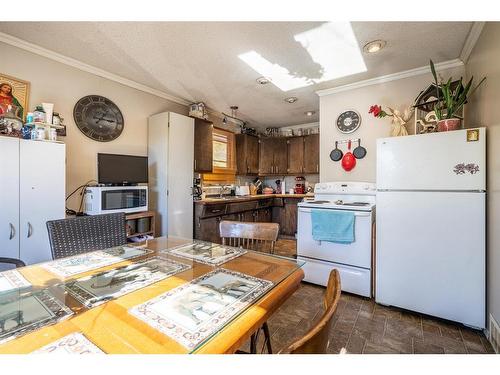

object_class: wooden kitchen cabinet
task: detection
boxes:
[236,134,259,175]
[256,208,272,222]
[274,138,288,174]
[258,137,274,175]
[193,118,213,173]
[281,198,299,236]
[303,134,319,174]
[195,216,222,244]
[259,137,287,175]
[287,137,305,174]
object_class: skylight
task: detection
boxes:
[238,22,367,91]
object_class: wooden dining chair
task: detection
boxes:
[219,220,280,254]
[220,220,279,354]
[279,269,342,354]
[46,213,127,259]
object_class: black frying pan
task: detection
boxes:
[330,141,343,161]
[353,139,367,159]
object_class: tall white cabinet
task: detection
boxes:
[0,137,65,265]
[148,112,194,238]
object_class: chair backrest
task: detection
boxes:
[0,257,26,272]
[46,213,127,259]
[219,220,279,253]
[281,269,342,354]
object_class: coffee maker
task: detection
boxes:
[294,176,306,194]
[193,177,202,200]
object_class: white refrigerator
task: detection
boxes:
[376,128,486,328]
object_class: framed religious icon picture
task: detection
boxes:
[0,73,30,121]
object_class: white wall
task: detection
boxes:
[0,41,188,210]
[319,65,465,183]
[466,22,500,334]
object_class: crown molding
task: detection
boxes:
[0,32,192,107]
[460,22,485,64]
[316,58,464,97]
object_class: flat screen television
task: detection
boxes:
[97,153,148,185]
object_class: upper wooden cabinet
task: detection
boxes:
[235,133,319,176]
[193,118,213,173]
[287,137,305,174]
[259,137,287,175]
[303,134,319,174]
[236,134,259,175]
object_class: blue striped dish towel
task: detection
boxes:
[311,209,355,244]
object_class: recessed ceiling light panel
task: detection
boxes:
[284,97,298,104]
[363,40,387,54]
[305,111,316,116]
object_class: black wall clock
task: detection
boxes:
[73,95,124,142]
[336,110,361,134]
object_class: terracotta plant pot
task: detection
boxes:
[437,118,461,132]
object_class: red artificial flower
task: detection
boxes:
[369,105,382,117]
[369,105,388,118]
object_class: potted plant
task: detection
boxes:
[429,59,485,132]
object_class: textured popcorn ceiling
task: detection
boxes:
[0,22,473,128]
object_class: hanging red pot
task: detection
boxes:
[341,140,356,171]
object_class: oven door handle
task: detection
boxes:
[298,207,370,217]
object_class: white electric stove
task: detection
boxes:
[297,181,376,297]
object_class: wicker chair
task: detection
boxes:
[0,257,26,272]
[46,213,127,259]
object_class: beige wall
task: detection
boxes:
[319,65,465,183]
[466,22,500,331]
[0,41,188,210]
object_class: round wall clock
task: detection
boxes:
[336,110,361,134]
[73,95,124,142]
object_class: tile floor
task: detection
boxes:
[242,239,495,354]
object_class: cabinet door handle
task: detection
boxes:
[211,209,222,213]
[27,222,33,238]
[9,223,15,240]
[194,159,197,171]
[316,164,319,173]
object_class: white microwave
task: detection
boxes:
[84,186,148,215]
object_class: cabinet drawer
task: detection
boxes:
[256,199,272,208]
[201,204,227,217]
[226,201,258,214]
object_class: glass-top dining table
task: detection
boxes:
[0,236,304,354]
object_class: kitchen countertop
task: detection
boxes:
[194,193,312,205]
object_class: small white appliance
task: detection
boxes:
[376,127,486,328]
[297,181,376,297]
[235,185,250,196]
[84,186,148,215]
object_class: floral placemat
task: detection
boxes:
[42,245,153,278]
[0,290,73,344]
[0,269,31,296]
[32,332,104,354]
[64,257,191,308]
[165,241,247,266]
[129,268,273,350]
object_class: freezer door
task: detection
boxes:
[375,191,485,328]
[377,128,485,190]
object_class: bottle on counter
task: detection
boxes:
[33,106,46,123]
[52,112,61,126]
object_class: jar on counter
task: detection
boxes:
[33,106,46,123]
[49,128,57,141]
[52,112,61,126]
